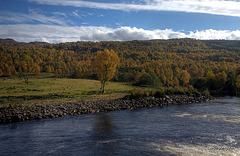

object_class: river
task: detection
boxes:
[0,96,240,156]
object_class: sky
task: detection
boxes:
[0,0,240,43]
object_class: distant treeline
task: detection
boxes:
[1,38,240,95]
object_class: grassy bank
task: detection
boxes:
[0,73,136,108]
[0,73,210,108]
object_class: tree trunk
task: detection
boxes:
[23,73,29,84]
[100,81,105,93]
[24,76,29,84]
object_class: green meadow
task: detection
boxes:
[0,74,135,108]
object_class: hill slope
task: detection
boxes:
[1,38,240,94]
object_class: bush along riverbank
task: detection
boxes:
[0,94,212,124]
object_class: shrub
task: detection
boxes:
[192,89,202,97]
[130,89,145,98]
[165,87,176,95]
[155,88,165,98]
[174,87,186,95]
[137,73,154,86]
[9,103,15,108]
[135,72,161,87]
[118,72,135,82]
[150,89,157,96]
[145,90,150,97]
[188,85,194,91]
[203,89,210,96]
[193,78,207,90]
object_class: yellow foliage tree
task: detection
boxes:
[206,70,215,81]
[214,71,227,89]
[92,49,119,93]
[236,75,240,96]
[236,75,240,89]
[181,70,191,86]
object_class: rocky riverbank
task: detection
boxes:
[0,95,212,124]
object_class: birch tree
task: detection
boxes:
[92,49,119,93]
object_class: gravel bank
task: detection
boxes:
[0,95,212,124]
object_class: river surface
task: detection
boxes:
[0,97,240,156]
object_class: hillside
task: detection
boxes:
[0,39,48,46]
[1,38,240,95]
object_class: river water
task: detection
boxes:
[0,97,240,156]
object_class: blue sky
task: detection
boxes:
[0,0,240,43]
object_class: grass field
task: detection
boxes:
[0,73,136,107]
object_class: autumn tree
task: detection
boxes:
[226,71,236,95]
[214,71,227,89]
[164,68,173,86]
[18,55,35,84]
[181,70,191,86]
[92,49,119,93]
[206,70,216,90]
[0,69,3,76]
[236,76,240,87]
[45,65,52,73]
[188,64,199,78]
[173,77,179,87]
[235,75,240,96]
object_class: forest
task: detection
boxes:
[1,38,240,96]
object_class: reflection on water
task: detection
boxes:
[92,114,116,135]
[90,114,119,156]
[0,97,240,155]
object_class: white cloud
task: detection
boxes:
[0,24,240,43]
[0,10,69,25]
[53,12,67,17]
[29,0,240,17]
[38,37,50,43]
[189,29,240,40]
[72,10,81,18]
[98,14,104,17]
[87,12,94,16]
